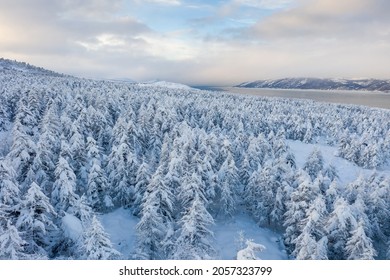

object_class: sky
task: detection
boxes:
[0,0,389,86]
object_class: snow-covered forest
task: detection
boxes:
[1,60,390,260]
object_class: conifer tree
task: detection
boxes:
[52,156,79,213]
[303,148,324,181]
[345,220,376,260]
[174,193,215,260]
[82,215,120,260]
[0,221,27,260]
[86,136,112,212]
[17,182,57,256]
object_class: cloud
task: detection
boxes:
[133,0,181,6]
[235,0,293,9]
[249,0,390,41]
[0,0,151,55]
[0,0,389,85]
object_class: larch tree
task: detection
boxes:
[174,192,215,260]
[283,170,319,255]
[0,221,27,260]
[86,136,112,212]
[52,156,79,214]
[132,160,152,217]
[303,148,324,181]
[325,198,358,260]
[293,195,328,259]
[82,215,121,260]
[0,159,21,225]
[345,220,377,260]
[135,165,174,259]
[16,182,57,257]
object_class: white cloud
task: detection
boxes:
[1,0,389,85]
[235,0,293,9]
[137,0,181,6]
[135,34,199,61]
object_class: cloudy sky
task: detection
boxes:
[0,0,389,85]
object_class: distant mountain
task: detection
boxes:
[0,58,65,77]
[237,78,390,92]
[139,80,192,89]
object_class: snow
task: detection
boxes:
[0,123,13,157]
[138,80,192,90]
[237,240,266,260]
[62,213,83,242]
[99,208,139,257]
[99,208,287,260]
[213,211,287,260]
[287,140,390,185]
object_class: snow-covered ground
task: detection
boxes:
[213,212,287,260]
[99,208,139,259]
[287,140,390,185]
[100,208,287,260]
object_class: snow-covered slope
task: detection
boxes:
[139,80,192,89]
[287,140,390,185]
[100,208,287,260]
[0,58,64,77]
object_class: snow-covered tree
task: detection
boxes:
[132,160,152,217]
[303,148,324,180]
[216,154,237,217]
[284,170,319,254]
[135,166,174,259]
[107,137,137,208]
[8,118,37,186]
[236,240,266,260]
[17,182,57,257]
[0,159,20,224]
[293,196,328,259]
[52,156,79,213]
[174,193,215,260]
[326,198,358,260]
[345,220,376,260]
[0,221,27,260]
[82,215,120,260]
[86,137,112,212]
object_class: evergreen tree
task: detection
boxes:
[135,166,174,259]
[52,156,79,214]
[0,221,27,260]
[0,159,21,225]
[345,220,376,260]
[30,105,61,195]
[284,170,318,254]
[107,136,137,208]
[132,160,152,217]
[303,148,324,181]
[8,118,37,186]
[216,154,237,217]
[16,182,57,257]
[82,215,121,260]
[86,137,112,212]
[293,196,328,259]
[326,198,358,260]
[174,193,215,259]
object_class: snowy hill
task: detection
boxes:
[237,77,390,92]
[139,80,192,89]
[0,59,390,260]
[0,58,65,77]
